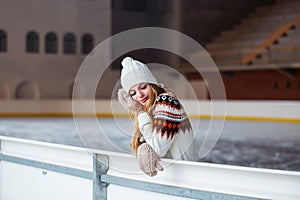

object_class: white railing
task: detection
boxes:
[1,136,300,200]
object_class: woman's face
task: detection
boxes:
[129,83,154,106]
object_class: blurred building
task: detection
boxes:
[0,0,112,99]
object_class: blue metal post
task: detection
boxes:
[93,154,109,200]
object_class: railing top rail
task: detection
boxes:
[2,135,299,177]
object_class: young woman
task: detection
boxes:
[118,57,198,176]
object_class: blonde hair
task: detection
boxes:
[130,84,166,153]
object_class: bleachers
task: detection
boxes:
[253,24,300,65]
[192,0,300,67]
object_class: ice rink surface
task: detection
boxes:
[0,117,299,171]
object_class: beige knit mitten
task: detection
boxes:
[137,143,164,177]
[118,89,144,115]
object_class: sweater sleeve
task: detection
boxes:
[138,93,192,158]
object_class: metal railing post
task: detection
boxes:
[93,154,109,200]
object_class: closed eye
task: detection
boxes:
[140,84,147,90]
[129,91,136,97]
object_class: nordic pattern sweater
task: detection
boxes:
[138,93,199,161]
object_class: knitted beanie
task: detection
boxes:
[120,57,158,92]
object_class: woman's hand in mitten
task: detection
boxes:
[118,89,144,115]
[137,143,164,177]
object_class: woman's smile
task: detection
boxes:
[139,96,149,104]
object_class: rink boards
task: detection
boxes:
[0,100,299,123]
[1,136,300,200]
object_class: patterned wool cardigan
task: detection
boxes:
[138,93,198,161]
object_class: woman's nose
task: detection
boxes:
[136,90,144,98]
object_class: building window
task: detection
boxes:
[273,81,278,89]
[45,32,58,54]
[26,31,39,53]
[81,33,94,54]
[286,81,291,89]
[63,33,76,54]
[123,0,147,12]
[0,30,7,52]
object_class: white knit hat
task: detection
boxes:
[120,57,158,92]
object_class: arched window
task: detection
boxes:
[64,33,76,54]
[0,80,10,99]
[81,33,94,54]
[0,30,7,52]
[45,32,58,54]
[15,81,40,99]
[26,31,39,53]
